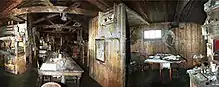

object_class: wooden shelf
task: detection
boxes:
[1,22,28,74]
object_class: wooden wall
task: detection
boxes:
[88,18,123,87]
[131,23,206,68]
[88,4,126,87]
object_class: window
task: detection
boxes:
[144,30,162,39]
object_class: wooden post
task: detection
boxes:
[120,4,127,87]
[80,29,85,64]
[14,21,19,74]
[27,14,33,65]
[32,27,38,68]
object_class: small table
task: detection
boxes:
[144,58,185,81]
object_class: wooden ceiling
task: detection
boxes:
[0,0,208,25]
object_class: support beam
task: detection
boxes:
[173,0,191,22]
[136,2,150,23]
[15,15,27,21]
[8,16,24,22]
[34,24,81,29]
[9,6,97,17]
[66,16,86,28]
[125,5,150,25]
[1,0,23,18]
[41,31,77,33]
[85,0,110,11]
[63,6,97,16]
[17,0,54,8]
[45,17,56,25]
[63,20,73,26]
[33,14,59,24]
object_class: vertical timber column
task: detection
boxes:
[14,22,18,74]
[27,14,33,65]
[118,4,126,87]
[32,27,37,68]
[28,14,39,68]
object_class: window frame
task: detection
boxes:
[143,29,162,40]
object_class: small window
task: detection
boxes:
[144,30,162,39]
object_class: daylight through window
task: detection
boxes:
[144,30,162,39]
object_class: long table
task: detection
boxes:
[38,54,84,87]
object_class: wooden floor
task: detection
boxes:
[127,68,190,87]
[0,66,101,87]
[0,66,189,87]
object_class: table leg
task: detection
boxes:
[190,78,192,87]
[42,75,44,84]
[38,75,43,87]
[50,76,52,81]
[169,68,172,81]
[76,76,81,87]
[61,76,65,84]
[160,68,162,81]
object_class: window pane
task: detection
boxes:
[144,30,161,39]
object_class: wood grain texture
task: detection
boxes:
[88,17,123,87]
[131,23,206,68]
[88,4,126,87]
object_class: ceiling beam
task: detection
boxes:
[63,19,73,26]
[34,24,81,29]
[41,31,77,33]
[33,14,59,24]
[66,16,87,28]
[45,16,56,25]
[136,2,150,23]
[1,0,23,18]
[63,6,97,16]
[173,0,191,22]
[8,16,24,22]
[125,5,150,25]
[85,0,110,11]
[9,6,97,17]
[15,15,26,21]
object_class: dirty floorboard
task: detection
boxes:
[0,67,189,87]
[127,68,190,87]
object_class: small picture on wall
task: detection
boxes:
[95,39,105,62]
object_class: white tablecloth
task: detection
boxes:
[144,59,184,69]
[144,59,184,63]
[144,59,172,63]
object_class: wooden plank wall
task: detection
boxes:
[88,17,124,87]
[131,23,206,68]
[130,23,169,54]
[88,4,126,87]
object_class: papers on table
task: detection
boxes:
[40,63,57,71]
